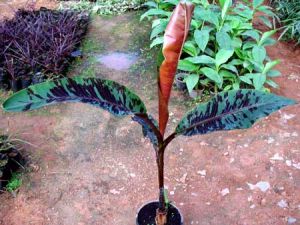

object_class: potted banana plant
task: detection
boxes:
[1,1,296,225]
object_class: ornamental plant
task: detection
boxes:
[2,2,296,225]
[0,8,89,92]
[142,0,280,94]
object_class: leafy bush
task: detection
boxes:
[0,135,24,191]
[60,0,145,15]
[0,8,89,92]
[270,0,300,45]
[142,0,280,94]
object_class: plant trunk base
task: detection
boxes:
[136,201,183,225]
[155,209,167,225]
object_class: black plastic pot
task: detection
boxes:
[31,72,45,85]
[136,201,183,225]
[0,69,8,90]
[10,79,21,92]
[175,73,187,91]
[21,77,32,89]
[189,89,204,99]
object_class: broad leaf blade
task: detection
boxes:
[252,45,266,63]
[159,2,194,136]
[183,41,198,56]
[242,30,260,42]
[259,30,276,46]
[176,90,296,136]
[194,30,209,52]
[215,49,234,67]
[201,67,222,86]
[3,77,146,116]
[221,0,232,19]
[132,114,159,147]
[216,31,232,50]
[185,74,199,93]
[253,0,264,8]
[263,60,280,74]
[178,60,199,72]
[252,73,266,90]
[151,36,164,48]
[140,9,170,21]
[186,55,215,64]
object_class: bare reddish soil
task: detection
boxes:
[0,1,299,225]
[0,0,57,20]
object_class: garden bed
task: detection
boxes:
[0,8,89,92]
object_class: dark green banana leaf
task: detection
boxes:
[132,114,159,147]
[176,90,296,136]
[2,77,147,116]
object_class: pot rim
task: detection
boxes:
[175,72,189,79]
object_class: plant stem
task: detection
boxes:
[156,145,168,225]
[156,132,177,212]
[157,146,166,211]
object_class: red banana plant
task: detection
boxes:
[3,1,295,225]
[158,1,194,136]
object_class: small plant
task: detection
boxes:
[60,0,145,15]
[0,135,24,191]
[142,0,280,95]
[5,172,22,193]
[0,8,89,92]
[2,2,296,225]
[270,0,300,45]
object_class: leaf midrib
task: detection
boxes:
[177,100,275,134]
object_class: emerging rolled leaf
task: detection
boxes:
[176,90,296,136]
[159,1,194,136]
[2,77,146,116]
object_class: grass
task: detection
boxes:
[271,0,300,45]
[5,172,22,193]
[79,67,97,78]
[0,89,9,105]
[80,38,104,53]
[67,37,102,78]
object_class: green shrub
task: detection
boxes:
[270,0,300,45]
[142,0,280,94]
[60,0,146,15]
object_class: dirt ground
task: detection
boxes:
[0,1,299,225]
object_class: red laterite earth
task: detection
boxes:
[0,0,299,225]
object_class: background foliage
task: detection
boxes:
[60,0,146,15]
[142,0,280,95]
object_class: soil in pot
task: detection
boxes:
[136,201,183,225]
